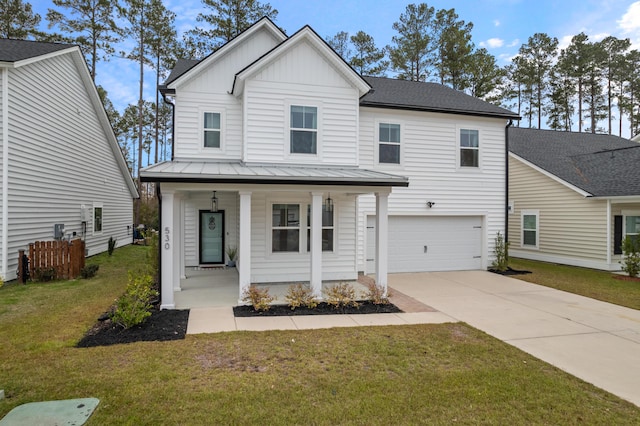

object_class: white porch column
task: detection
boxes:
[160,190,175,309]
[375,192,389,294]
[172,193,182,291]
[310,192,323,298]
[238,191,252,300]
[606,199,612,267]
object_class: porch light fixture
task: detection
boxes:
[325,193,334,212]
[426,201,436,208]
[211,191,218,213]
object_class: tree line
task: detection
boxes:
[4,0,640,180]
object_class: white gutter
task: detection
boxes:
[2,67,9,280]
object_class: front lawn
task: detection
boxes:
[1,246,638,424]
[509,257,640,310]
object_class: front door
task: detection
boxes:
[200,210,225,264]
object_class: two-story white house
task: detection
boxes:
[141,18,519,309]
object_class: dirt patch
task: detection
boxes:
[612,274,640,282]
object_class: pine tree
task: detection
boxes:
[0,0,40,39]
[325,31,351,59]
[387,3,436,82]
[466,48,503,101]
[46,0,120,81]
[433,8,474,90]
[349,31,387,76]
[598,36,630,135]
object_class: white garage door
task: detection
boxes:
[367,215,483,273]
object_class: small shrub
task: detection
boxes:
[108,236,117,256]
[110,271,158,329]
[364,282,390,305]
[491,231,509,273]
[285,283,319,310]
[32,267,56,282]
[80,264,99,279]
[0,276,3,288]
[241,285,275,312]
[620,236,640,278]
[324,282,360,310]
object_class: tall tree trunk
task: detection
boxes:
[135,5,144,226]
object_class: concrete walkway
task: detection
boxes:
[185,270,640,407]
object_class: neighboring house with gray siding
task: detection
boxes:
[0,39,138,281]
[141,18,518,309]
[508,127,640,270]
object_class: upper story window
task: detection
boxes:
[204,112,221,148]
[290,105,317,154]
[379,123,401,164]
[460,129,479,167]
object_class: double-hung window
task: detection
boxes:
[379,123,401,164]
[306,205,334,252]
[203,112,221,148]
[272,204,300,252]
[522,210,539,248]
[625,215,640,244]
[460,129,479,167]
[290,105,317,154]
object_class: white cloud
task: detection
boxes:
[558,35,573,51]
[494,20,500,27]
[480,38,504,49]
[507,39,520,48]
[590,32,610,42]
[618,1,640,33]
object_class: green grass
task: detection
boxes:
[1,246,639,424]
[510,257,640,310]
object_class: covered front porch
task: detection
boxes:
[141,161,408,309]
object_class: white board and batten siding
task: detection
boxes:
[358,109,507,273]
[173,28,283,161]
[508,156,638,270]
[2,52,134,280]
[243,40,360,166]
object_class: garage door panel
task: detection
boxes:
[367,216,483,273]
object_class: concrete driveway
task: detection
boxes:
[389,271,640,407]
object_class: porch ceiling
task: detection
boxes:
[141,161,409,187]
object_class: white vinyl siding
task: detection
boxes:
[358,109,506,271]
[4,53,134,280]
[509,156,609,265]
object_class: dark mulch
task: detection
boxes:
[233,301,402,317]
[76,308,190,348]
[488,267,531,276]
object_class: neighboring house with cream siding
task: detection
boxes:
[0,39,138,281]
[141,18,518,309]
[508,128,640,270]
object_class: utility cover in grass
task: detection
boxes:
[0,397,99,426]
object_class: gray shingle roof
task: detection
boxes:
[0,38,74,62]
[361,76,519,119]
[509,127,640,197]
[163,58,200,87]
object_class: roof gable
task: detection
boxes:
[361,76,519,119]
[167,17,286,90]
[509,127,640,197]
[231,26,371,97]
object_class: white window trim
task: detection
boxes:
[93,202,104,236]
[306,203,336,253]
[270,203,301,254]
[521,209,539,249]
[375,120,404,168]
[285,101,322,160]
[622,210,640,238]
[199,108,225,153]
[456,126,481,170]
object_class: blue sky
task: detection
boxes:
[31,0,640,131]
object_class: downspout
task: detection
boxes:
[505,119,513,243]
[161,92,176,161]
[156,183,162,302]
[2,67,9,280]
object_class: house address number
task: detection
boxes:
[164,227,170,249]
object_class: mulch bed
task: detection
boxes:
[612,274,640,282]
[76,308,190,348]
[233,301,402,317]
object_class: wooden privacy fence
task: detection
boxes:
[18,239,85,282]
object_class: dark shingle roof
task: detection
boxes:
[163,58,200,87]
[0,38,74,62]
[361,76,519,119]
[509,127,640,197]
